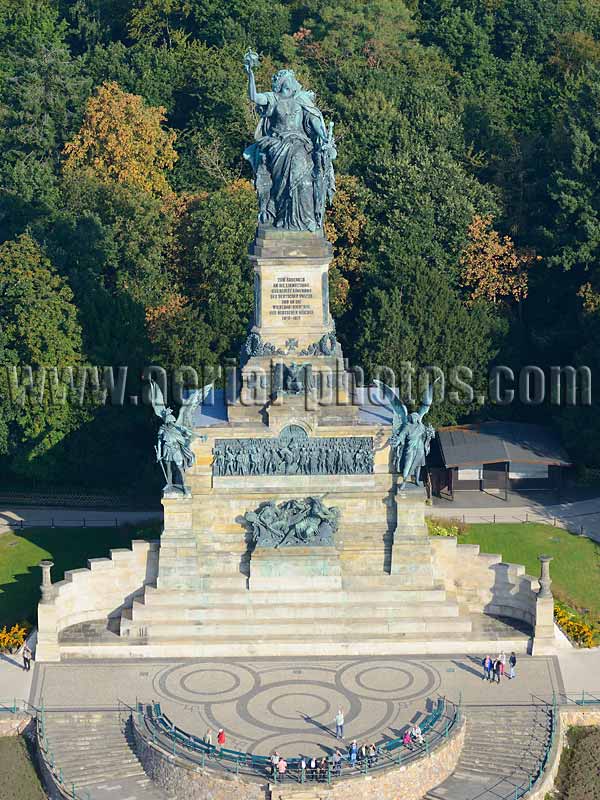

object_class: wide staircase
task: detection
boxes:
[118,578,531,657]
[425,705,552,800]
[40,711,166,800]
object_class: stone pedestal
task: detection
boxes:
[157,494,197,590]
[532,555,556,654]
[228,226,360,426]
[390,484,436,587]
[250,546,342,591]
[249,227,334,351]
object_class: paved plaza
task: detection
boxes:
[30,654,563,756]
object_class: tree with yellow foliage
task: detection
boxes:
[63,81,177,199]
[324,174,368,316]
[460,214,536,306]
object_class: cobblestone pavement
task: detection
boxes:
[31,655,563,756]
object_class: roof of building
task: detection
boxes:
[193,386,395,427]
[437,422,572,468]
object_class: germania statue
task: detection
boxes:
[149,380,213,495]
[374,379,438,490]
[242,49,336,232]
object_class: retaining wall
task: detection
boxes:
[431,537,538,625]
[132,716,465,800]
[36,539,159,662]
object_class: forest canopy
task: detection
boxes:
[0,0,598,493]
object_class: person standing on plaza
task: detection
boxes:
[509,651,517,679]
[482,654,492,681]
[493,657,501,684]
[368,742,377,766]
[22,644,32,672]
[217,728,226,753]
[333,749,342,776]
[335,707,344,739]
[349,739,358,767]
[277,756,288,782]
[203,729,212,747]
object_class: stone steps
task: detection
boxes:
[116,630,527,650]
[42,712,166,799]
[122,616,473,639]
[425,706,551,800]
[140,585,450,606]
[125,598,461,621]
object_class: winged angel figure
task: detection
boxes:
[373,379,438,489]
[149,380,213,494]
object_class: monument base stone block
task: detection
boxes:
[249,546,342,591]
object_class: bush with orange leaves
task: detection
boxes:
[0,623,29,653]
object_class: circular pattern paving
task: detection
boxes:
[152,658,442,756]
[154,662,259,704]
[338,659,440,702]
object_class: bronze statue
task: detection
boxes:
[150,380,212,495]
[374,379,438,489]
[243,50,336,232]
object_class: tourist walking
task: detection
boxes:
[509,651,517,680]
[203,729,212,747]
[309,756,317,780]
[482,654,492,681]
[217,728,226,752]
[22,644,32,672]
[335,707,345,739]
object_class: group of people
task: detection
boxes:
[402,724,424,749]
[482,651,517,683]
[268,743,379,782]
[203,728,226,753]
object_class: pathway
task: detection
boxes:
[430,491,600,542]
[0,506,161,533]
[31,655,561,756]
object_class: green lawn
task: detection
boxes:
[462,522,600,619]
[0,736,46,800]
[0,526,159,628]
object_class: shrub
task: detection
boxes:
[426,517,469,537]
[552,726,600,800]
[0,623,29,653]
[554,603,595,648]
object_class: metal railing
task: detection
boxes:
[506,695,557,800]
[35,699,92,800]
[129,694,463,784]
[427,510,592,537]
[0,698,40,715]
[0,516,160,532]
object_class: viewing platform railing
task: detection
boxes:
[128,694,462,784]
